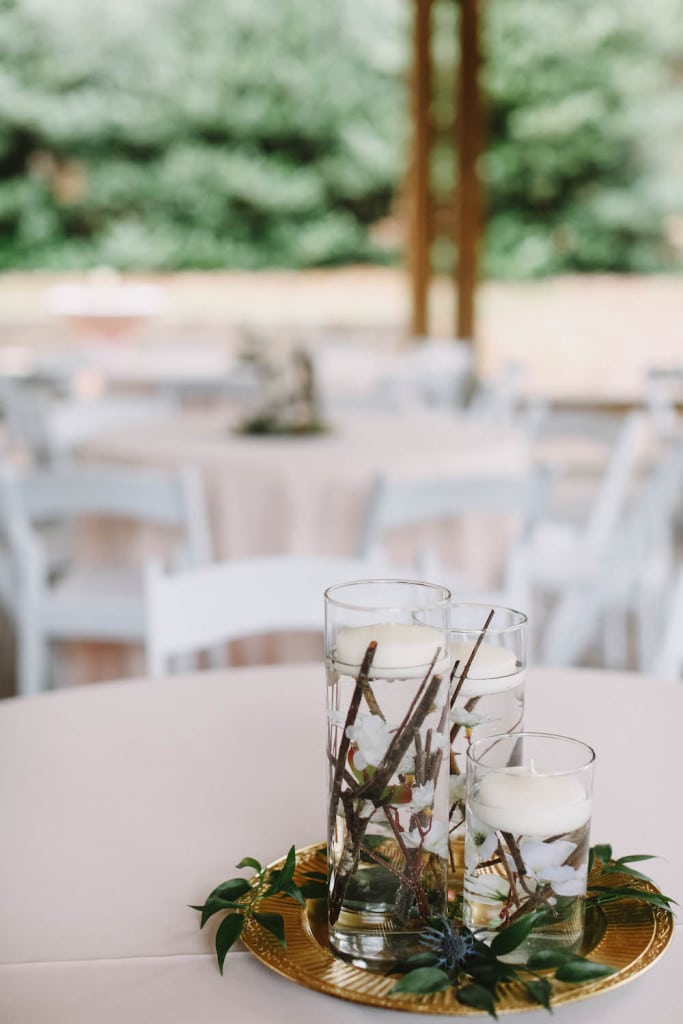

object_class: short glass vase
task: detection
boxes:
[463,731,595,962]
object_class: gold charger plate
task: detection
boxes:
[241,843,674,1015]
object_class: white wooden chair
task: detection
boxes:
[0,377,173,465]
[643,365,683,444]
[528,408,644,532]
[356,467,553,616]
[650,566,683,680]
[536,436,682,668]
[468,360,532,429]
[144,554,413,678]
[619,443,683,671]
[312,337,473,417]
[525,410,647,659]
[396,338,474,412]
[0,463,212,696]
[312,342,406,416]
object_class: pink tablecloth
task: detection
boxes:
[0,663,680,1022]
[64,408,531,684]
[84,407,529,564]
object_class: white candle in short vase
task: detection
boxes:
[451,641,524,698]
[333,623,448,679]
[470,767,592,837]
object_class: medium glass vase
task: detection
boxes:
[446,604,527,878]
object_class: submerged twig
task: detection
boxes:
[449,609,495,746]
[327,641,377,836]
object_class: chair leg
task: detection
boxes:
[206,646,228,671]
[602,605,628,669]
[49,642,72,690]
[540,585,602,667]
[17,624,47,697]
[173,651,198,675]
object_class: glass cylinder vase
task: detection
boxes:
[325,579,451,970]
[447,604,527,869]
[464,731,595,962]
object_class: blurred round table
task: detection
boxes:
[84,406,530,564]
[67,407,531,684]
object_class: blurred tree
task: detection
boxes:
[0,0,680,275]
[481,0,683,276]
[0,0,408,269]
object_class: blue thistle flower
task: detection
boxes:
[420,916,475,976]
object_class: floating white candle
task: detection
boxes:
[451,641,524,698]
[470,767,591,837]
[333,623,447,680]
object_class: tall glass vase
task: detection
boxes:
[325,579,451,970]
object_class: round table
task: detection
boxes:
[0,663,680,1023]
[69,407,531,685]
[84,407,530,564]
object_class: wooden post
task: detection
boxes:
[455,0,483,342]
[409,0,433,337]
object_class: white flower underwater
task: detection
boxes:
[450,707,485,728]
[541,864,587,897]
[518,839,586,897]
[466,871,510,902]
[449,773,466,805]
[408,780,435,813]
[346,713,392,770]
[326,707,347,728]
[423,821,449,858]
[404,820,449,859]
[475,830,499,862]
[519,838,576,872]
[430,731,447,752]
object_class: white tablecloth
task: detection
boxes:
[0,663,680,1022]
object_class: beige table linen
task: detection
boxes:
[2,934,682,1024]
[84,407,529,563]
[70,407,531,683]
[1,664,680,1020]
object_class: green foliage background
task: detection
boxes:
[481,0,683,277]
[0,0,681,276]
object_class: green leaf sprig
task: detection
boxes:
[190,845,326,973]
[389,843,675,1017]
[388,907,617,1017]
[193,841,674,1011]
[586,845,676,913]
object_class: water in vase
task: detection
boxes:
[326,648,450,970]
[449,650,526,846]
[463,767,592,961]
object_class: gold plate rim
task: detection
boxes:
[241,842,674,1015]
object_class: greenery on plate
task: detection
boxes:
[190,846,327,974]
[192,842,674,1015]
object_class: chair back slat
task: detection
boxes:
[19,466,192,528]
[0,462,211,696]
[145,554,411,678]
[357,469,551,559]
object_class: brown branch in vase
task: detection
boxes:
[328,645,445,926]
